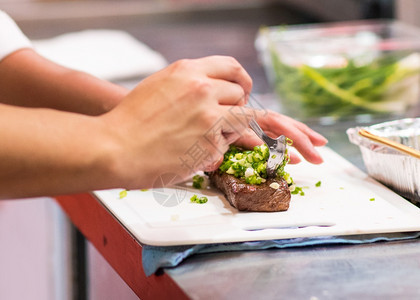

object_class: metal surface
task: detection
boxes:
[167,239,420,299]
[348,118,420,204]
[249,118,287,178]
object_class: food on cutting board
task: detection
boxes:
[208,171,290,212]
[207,144,298,212]
[190,194,208,204]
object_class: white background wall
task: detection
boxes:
[88,243,139,300]
[0,198,72,300]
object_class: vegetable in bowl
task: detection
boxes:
[256,21,420,120]
[270,49,420,118]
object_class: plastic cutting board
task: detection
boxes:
[94,147,420,246]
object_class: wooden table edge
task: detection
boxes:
[55,193,189,300]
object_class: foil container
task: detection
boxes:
[347,118,420,204]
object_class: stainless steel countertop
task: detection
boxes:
[14,6,420,299]
[167,239,420,299]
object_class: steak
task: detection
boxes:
[208,171,291,212]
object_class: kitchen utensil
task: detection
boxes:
[359,129,420,159]
[249,118,287,178]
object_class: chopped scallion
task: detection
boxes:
[190,194,208,204]
[119,190,128,199]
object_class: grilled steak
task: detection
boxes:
[208,171,291,212]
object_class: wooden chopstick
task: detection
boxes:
[359,129,420,159]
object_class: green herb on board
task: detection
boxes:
[315,181,322,187]
[290,185,305,196]
[190,195,208,204]
[119,190,128,199]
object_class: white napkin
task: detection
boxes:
[32,29,167,81]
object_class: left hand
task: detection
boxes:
[233,109,328,164]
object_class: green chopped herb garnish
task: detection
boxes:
[192,174,205,189]
[140,189,149,192]
[315,181,322,187]
[290,186,305,196]
[190,195,208,204]
[370,197,375,201]
[218,142,304,194]
[119,190,128,199]
[219,144,291,185]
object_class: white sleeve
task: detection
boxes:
[0,10,32,61]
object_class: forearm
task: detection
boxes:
[0,104,125,199]
[0,48,128,115]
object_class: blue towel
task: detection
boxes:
[142,232,420,276]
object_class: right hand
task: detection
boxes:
[101,56,253,189]
[234,110,328,164]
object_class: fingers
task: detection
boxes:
[134,56,253,175]
[202,154,225,172]
[171,56,252,105]
[197,106,253,171]
[200,56,253,98]
[257,112,327,164]
[233,128,304,165]
[231,109,327,165]
[212,79,248,106]
[289,152,302,164]
[219,105,254,142]
[233,128,263,149]
[287,117,328,147]
[197,105,327,168]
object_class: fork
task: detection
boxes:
[249,118,287,178]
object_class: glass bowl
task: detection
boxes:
[256,20,420,121]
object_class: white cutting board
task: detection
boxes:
[94,147,420,246]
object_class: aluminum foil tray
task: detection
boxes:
[347,118,420,204]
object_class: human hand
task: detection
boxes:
[233,109,328,164]
[102,56,253,188]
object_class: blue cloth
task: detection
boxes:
[142,231,420,276]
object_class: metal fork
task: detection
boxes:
[249,119,287,178]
